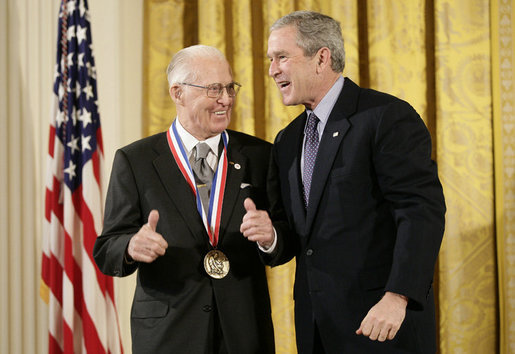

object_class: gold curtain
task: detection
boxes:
[142,0,515,353]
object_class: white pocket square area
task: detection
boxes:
[240,183,251,189]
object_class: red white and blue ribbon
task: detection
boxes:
[166,120,228,246]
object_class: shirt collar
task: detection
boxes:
[306,76,345,125]
[174,118,221,157]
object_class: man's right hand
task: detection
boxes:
[127,210,168,263]
[240,198,275,249]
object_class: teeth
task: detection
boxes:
[214,111,226,115]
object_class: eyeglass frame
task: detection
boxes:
[179,82,242,98]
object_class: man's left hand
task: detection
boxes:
[356,291,408,342]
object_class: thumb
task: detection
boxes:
[244,198,257,212]
[147,209,159,232]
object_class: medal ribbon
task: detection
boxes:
[166,120,228,247]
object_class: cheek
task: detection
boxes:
[294,69,312,90]
[191,100,211,117]
[290,66,303,86]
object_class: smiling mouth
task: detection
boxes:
[277,81,291,89]
[214,111,227,116]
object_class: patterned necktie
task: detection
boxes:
[190,142,214,213]
[303,112,320,207]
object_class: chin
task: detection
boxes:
[281,97,298,106]
[213,122,230,133]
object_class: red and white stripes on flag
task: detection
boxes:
[40,0,123,353]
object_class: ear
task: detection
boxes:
[315,47,332,74]
[170,85,183,104]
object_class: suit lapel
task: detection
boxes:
[218,137,247,244]
[305,78,360,232]
[305,117,350,229]
[152,135,209,245]
[287,114,308,234]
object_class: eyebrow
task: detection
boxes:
[267,50,288,58]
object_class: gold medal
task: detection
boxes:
[204,250,230,279]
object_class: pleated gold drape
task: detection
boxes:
[142,1,515,353]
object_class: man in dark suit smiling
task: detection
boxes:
[94,45,275,354]
[241,10,446,354]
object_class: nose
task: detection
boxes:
[269,59,279,77]
[217,88,233,105]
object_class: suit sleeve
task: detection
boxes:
[262,130,299,266]
[374,100,446,309]
[93,149,142,277]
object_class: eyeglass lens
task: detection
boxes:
[207,83,238,97]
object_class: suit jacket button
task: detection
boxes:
[202,305,212,312]
[306,249,313,256]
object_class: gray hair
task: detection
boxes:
[166,45,227,88]
[271,11,345,73]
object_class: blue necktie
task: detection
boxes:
[303,112,320,207]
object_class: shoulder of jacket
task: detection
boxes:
[227,129,271,147]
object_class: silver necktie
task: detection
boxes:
[190,142,214,213]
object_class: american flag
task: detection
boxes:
[40,0,123,353]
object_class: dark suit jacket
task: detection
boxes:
[266,78,446,354]
[93,129,275,354]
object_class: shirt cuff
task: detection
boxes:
[258,228,277,254]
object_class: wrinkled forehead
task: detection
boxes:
[190,57,233,83]
[267,26,303,57]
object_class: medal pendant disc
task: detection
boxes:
[204,250,230,279]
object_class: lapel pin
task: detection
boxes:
[333,132,339,137]
[234,163,241,170]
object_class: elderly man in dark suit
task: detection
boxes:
[94,45,275,354]
[241,10,446,354]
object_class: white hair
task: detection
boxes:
[166,45,227,88]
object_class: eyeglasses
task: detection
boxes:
[180,82,242,98]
